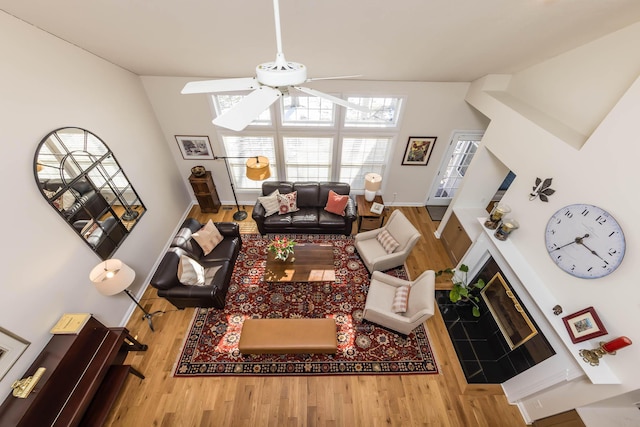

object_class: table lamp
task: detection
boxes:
[364,173,382,202]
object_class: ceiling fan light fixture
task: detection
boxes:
[182,0,370,131]
[256,61,307,87]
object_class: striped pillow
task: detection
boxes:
[177,255,205,286]
[376,229,400,253]
[391,285,411,313]
[258,189,280,217]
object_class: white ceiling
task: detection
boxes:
[2,0,640,82]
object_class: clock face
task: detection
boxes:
[545,204,625,279]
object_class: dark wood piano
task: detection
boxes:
[0,316,147,427]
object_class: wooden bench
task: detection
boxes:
[238,318,338,354]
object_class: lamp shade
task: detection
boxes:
[89,259,135,296]
[245,156,271,181]
[364,173,382,201]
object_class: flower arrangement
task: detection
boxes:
[267,237,296,261]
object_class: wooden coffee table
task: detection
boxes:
[264,243,336,283]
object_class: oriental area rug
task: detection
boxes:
[174,234,438,377]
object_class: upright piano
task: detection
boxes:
[0,316,146,426]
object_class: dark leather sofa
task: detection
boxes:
[252,181,356,236]
[150,218,241,309]
[40,179,109,224]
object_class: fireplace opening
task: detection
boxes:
[436,257,555,384]
[481,272,538,350]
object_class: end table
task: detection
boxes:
[356,195,386,232]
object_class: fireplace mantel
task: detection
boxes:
[465,217,620,385]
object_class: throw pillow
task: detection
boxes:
[43,189,63,210]
[192,219,224,256]
[60,188,77,210]
[277,191,299,215]
[257,189,280,217]
[177,255,205,286]
[377,229,400,254]
[391,285,411,313]
[324,190,349,216]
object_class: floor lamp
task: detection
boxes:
[89,259,164,332]
[214,155,271,221]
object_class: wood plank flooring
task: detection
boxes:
[104,205,527,427]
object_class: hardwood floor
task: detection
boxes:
[104,205,527,427]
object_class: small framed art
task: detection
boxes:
[0,327,30,381]
[402,136,436,166]
[175,135,214,160]
[562,306,607,344]
[370,202,384,215]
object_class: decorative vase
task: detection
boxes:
[275,250,293,261]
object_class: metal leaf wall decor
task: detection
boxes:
[530,177,555,202]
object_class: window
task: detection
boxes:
[339,137,391,191]
[215,94,403,190]
[281,95,335,127]
[345,97,402,128]
[282,137,333,181]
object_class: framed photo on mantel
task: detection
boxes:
[562,306,607,344]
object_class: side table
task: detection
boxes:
[356,195,386,232]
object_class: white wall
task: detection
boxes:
[449,21,640,422]
[140,77,489,206]
[0,11,190,397]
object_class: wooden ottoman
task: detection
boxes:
[238,318,338,354]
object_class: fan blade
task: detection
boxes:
[293,86,371,113]
[181,77,259,94]
[306,75,363,82]
[213,86,282,131]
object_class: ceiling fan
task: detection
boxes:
[181,0,370,131]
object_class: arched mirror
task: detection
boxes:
[34,127,146,259]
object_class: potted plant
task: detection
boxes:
[436,264,486,317]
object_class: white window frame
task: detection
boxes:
[214,94,405,191]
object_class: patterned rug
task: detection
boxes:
[174,234,438,377]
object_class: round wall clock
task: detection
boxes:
[545,204,626,279]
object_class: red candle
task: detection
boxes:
[602,336,632,353]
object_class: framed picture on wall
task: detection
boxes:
[562,306,607,344]
[175,135,214,160]
[402,136,436,166]
[0,327,30,381]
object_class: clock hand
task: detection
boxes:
[577,240,609,265]
[551,234,589,251]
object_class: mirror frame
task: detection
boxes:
[34,127,146,259]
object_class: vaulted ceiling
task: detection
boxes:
[2,0,640,82]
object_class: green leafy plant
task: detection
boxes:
[436,264,486,317]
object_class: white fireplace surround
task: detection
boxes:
[452,209,620,406]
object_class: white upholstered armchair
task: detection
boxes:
[354,210,422,274]
[363,270,436,335]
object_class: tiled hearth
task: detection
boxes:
[436,257,555,384]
